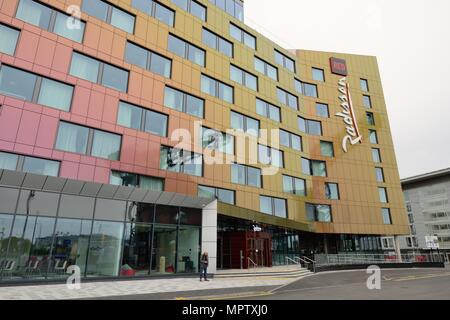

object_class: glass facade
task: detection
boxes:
[0,24,20,55]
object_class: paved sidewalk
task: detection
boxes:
[0,276,294,300]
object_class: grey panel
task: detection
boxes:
[97,184,120,199]
[155,192,175,205]
[0,187,20,213]
[94,198,126,221]
[80,182,102,197]
[198,197,214,208]
[59,194,95,219]
[61,180,85,195]
[16,190,59,216]
[142,190,163,204]
[113,185,134,200]
[182,195,201,208]
[169,194,187,206]
[42,176,67,192]
[128,188,149,202]
[0,170,25,187]
[22,173,47,190]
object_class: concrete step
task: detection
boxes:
[214,267,312,279]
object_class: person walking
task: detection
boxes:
[200,251,209,281]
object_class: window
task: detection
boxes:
[260,196,287,218]
[363,95,372,108]
[198,185,235,204]
[375,167,385,182]
[229,23,256,50]
[201,127,234,154]
[258,144,283,168]
[283,175,306,196]
[231,163,261,187]
[168,34,205,67]
[302,158,327,177]
[16,0,85,42]
[306,203,332,222]
[360,78,369,92]
[132,0,175,26]
[381,208,392,224]
[320,141,334,157]
[256,98,280,122]
[274,49,295,72]
[201,74,234,103]
[0,151,60,176]
[160,146,203,177]
[230,64,258,91]
[295,79,318,98]
[0,65,73,111]
[316,103,329,118]
[372,148,381,163]
[280,130,302,151]
[230,111,259,137]
[126,41,172,77]
[209,0,243,21]
[172,0,206,20]
[366,112,375,125]
[325,183,339,200]
[369,129,378,144]
[117,101,168,136]
[56,121,122,160]
[0,24,20,55]
[378,187,388,203]
[110,170,164,191]
[298,117,322,136]
[70,52,129,92]
[82,0,135,33]
[276,87,298,109]
[254,57,278,81]
[164,86,204,118]
[312,67,325,82]
[202,28,233,57]
[381,236,394,249]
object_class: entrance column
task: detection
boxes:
[394,236,402,263]
[201,200,218,274]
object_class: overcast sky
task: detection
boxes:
[244,0,450,179]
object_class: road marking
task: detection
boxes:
[174,291,273,300]
[392,272,450,282]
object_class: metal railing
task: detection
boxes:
[247,257,257,268]
[314,253,445,266]
[284,256,316,273]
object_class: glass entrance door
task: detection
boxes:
[121,223,152,276]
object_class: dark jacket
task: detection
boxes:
[201,254,209,267]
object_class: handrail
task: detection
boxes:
[285,256,300,265]
[302,256,316,264]
[294,256,316,273]
[247,257,257,268]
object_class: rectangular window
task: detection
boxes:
[254,56,278,81]
[312,67,325,82]
[209,0,243,21]
[164,86,204,118]
[168,34,205,67]
[276,87,298,110]
[274,49,295,72]
[201,126,234,154]
[172,0,206,20]
[375,167,385,182]
[369,129,378,144]
[372,148,381,163]
[306,203,332,222]
[360,78,369,92]
[320,141,334,157]
[258,144,283,168]
[229,23,256,50]
[82,0,135,33]
[230,64,258,91]
[0,151,60,176]
[295,79,318,98]
[0,65,73,111]
[16,0,85,42]
[366,112,375,125]
[230,111,259,137]
[160,146,203,177]
[0,24,20,55]
[55,121,121,160]
[117,101,168,136]
[325,183,339,200]
[363,95,372,108]
[302,157,327,177]
[201,74,234,103]
[198,185,235,205]
[202,28,233,57]
[381,208,392,224]
[283,175,306,196]
[280,129,302,151]
[110,170,164,191]
[378,187,388,203]
[260,195,287,218]
[126,41,172,77]
[70,52,129,92]
[298,117,322,136]
[231,163,261,187]
[256,98,281,122]
[316,103,329,118]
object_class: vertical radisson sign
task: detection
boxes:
[330,58,362,152]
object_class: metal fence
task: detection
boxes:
[314,253,445,266]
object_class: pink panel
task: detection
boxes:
[70,86,91,116]
[51,43,72,73]
[87,90,105,120]
[59,161,79,179]
[77,163,95,182]
[3,96,25,108]
[35,115,59,149]
[33,146,52,158]
[147,141,161,168]
[16,110,40,145]
[15,30,39,63]
[102,95,118,124]
[94,166,111,184]
[134,138,148,168]
[0,105,21,142]
[0,140,14,152]
[35,37,56,68]
[13,143,33,155]
[120,135,136,164]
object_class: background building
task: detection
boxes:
[0,0,408,282]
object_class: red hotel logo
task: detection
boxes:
[330,57,348,76]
